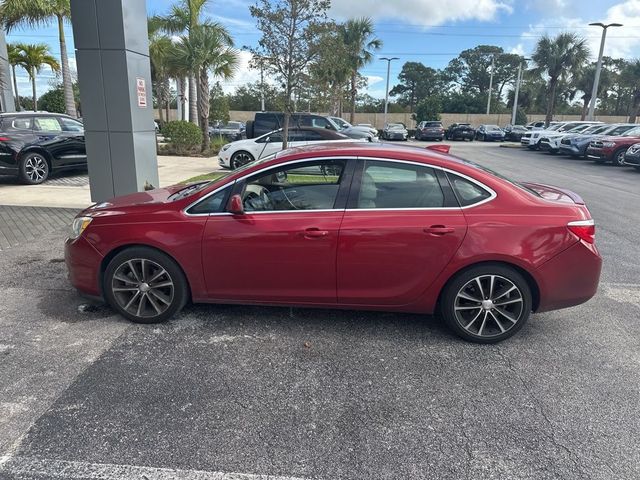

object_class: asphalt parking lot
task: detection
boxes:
[0,142,639,480]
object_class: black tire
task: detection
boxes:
[18,152,50,184]
[230,150,255,169]
[103,246,189,324]
[440,264,532,344]
[612,148,628,166]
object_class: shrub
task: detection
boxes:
[162,121,202,155]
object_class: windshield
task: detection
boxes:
[545,123,563,131]
[622,127,640,137]
[583,125,608,134]
[332,117,350,128]
[388,124,405,130]
[425,122,442,127]
[225,122,242,129]
[486,125,501,131]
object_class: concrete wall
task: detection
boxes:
[156,110,634,129]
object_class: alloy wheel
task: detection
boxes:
[25,155,48,183]
[111,258,175,319]
[231,152,253,169]
[453,274,524,338]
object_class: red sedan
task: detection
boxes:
[65,143,601,343]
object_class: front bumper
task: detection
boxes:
[65,235,104,298]
[534,239,602,312]
[218,150,232,167]
[539,138,560,151]
[586,147,613,161]
[623,151,640,166]
[559,144,581,156]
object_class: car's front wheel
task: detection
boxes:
[230,151,255,169]
[104,247,189,324]
[441,264,532,343]
[19,152,50,184]
[612,148,628,166]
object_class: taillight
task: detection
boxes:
[568,219,595,244]
[0,136,9,142]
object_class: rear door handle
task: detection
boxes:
[303,228,329,238]
[424,225,455,235]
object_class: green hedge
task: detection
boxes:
[162,121,202,155]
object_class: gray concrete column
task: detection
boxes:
[0,29,16,113]
[70,0,158,202]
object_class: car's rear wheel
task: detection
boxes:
[231,151,255,169]
[19,152,50,184]
[441,264,532,343]
[104,247,188,324]
[612,148,627,166]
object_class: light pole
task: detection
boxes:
[511,58,529,125]
[381,57,399,127]
[587,22,622,120]
[486,55,495,115]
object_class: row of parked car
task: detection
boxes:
[414,121,530,142]
[519,120,640,170]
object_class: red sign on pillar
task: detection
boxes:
[136,77,147,108]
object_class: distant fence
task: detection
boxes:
[156,109,633,130]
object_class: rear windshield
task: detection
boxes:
[424,122,442,127]
[455,157,541,197]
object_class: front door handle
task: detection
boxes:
[424,225,455,235]
[303,228,329,238]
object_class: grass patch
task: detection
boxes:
[181,171,229,184]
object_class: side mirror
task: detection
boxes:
[227,194,244,215]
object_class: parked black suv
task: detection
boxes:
[444,123,475,141]
[246,112,338,139]
[0,112,86,184]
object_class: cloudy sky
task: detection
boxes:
[6,0,640,101]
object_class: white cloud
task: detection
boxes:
[365,75,384,86]
[216,49,278,94]
[513,1,640,60]
[330,0,512,26]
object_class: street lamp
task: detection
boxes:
[511,58,530,125]
[587,22,623,120]
[380,57,399,127]
[486,55,495,115]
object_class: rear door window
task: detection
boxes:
[34,117,63,132]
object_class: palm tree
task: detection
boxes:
[148,18,173,125]
[154,0,209,124]
[531,33,589,125]
[570,65,612,120]
[620,60,640,123]
[168,23,238,152]
[7,43,25,111]
[0,0,76,117]
[19,43,60,111]
[340,18,382,124]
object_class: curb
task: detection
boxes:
[499,143,523,149]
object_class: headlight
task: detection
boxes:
[601,141,615,148]
[69,216,92,240]
[221,144,231,151]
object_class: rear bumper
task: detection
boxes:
[65,235,104,298]
[534,240,602,312]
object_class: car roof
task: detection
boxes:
[0,111,67,117]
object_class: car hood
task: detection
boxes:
[83,184,189,214]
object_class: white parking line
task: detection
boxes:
[0,456,307,480]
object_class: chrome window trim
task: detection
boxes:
[183,154,498,216]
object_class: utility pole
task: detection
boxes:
[260,61,265,112]
[486,55,495,115]
[381,57,399,127]
[587,22,622,120]
[511,58,528,125]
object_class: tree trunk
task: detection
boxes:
[31,70,37,111]
[58,15,77,117]
[349,73,356,124]
[179,78,187,121]
[11,65,20,111]
[189,74,198,125]
[545,79,557,126]
[580,96,590,121]
[165,97,170,123]
[628,91,640,123]
[282,110,290,149]
[198,68,210,152]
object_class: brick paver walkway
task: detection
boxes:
[0,206,79,251]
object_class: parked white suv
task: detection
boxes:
[520,121,599,150]
[539,122,603,153]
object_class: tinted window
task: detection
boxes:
[357,161,444,209]
[4,117,32,131]
[609,125,634,135]
[424,122,442,127]
[242,160,346,211]
[188,186,231,214]
[255,113,279,132]
[447,173,492,207]
[305,130,327,141]
[34,116,62,132]
[59,117,84,132]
